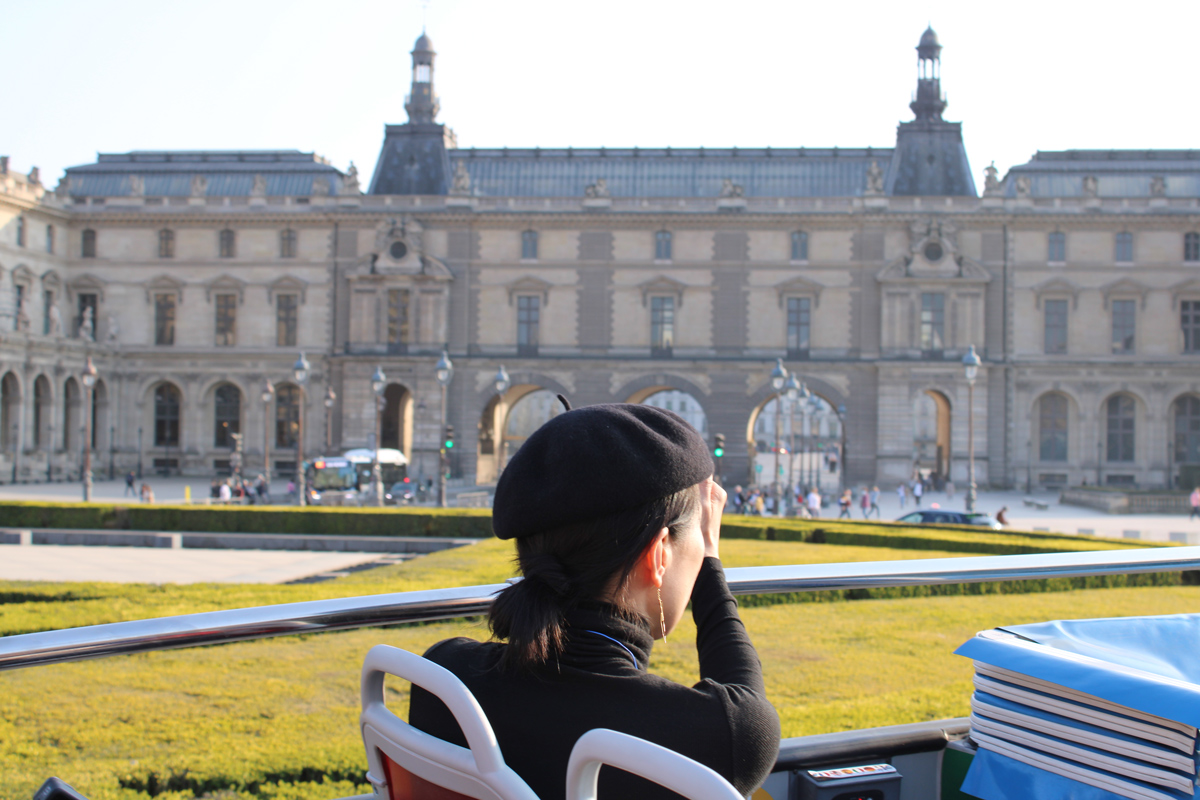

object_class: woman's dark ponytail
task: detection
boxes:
[489,484,700,671]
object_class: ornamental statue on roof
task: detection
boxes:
[449,162,472,195]
[584,178,609,198]
[719,179,744,198]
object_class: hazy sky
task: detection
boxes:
[6,0,1197,189]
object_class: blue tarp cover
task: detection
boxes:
[955,615,1200,728]
[961,748,1190,800]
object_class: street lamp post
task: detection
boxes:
[261,380,274,489]
[492,365,510,476]
[837,403,848,497]
[136,426,143,479]
[292,353,310,506]
[324,385,337,454]
[108,424,115,480]
[435,351,454,508]
[769,358,788,514]
[783,373,801,515]
[80,358,97,502]
[371,366,386,507]
[963,345,981,513]
[11,422,18,484]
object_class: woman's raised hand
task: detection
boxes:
[700,478,727,560]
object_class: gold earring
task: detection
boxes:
[658,587,667,642]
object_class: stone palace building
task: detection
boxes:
[3,28,1200,492]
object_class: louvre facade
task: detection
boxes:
[3,28,1200,492]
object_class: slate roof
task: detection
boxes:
[64,151,346,197]
[446,147,895,198]
[1005,150,1200,198]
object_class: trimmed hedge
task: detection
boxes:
[0,501,494,538]
[719,515,1169,555]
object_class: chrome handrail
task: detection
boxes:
[3,546,1199,672]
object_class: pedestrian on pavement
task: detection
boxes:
[287,479,296,501]
[897,483,907,509]
[218,481,232,503]
[806,488,822,518]
[732,485,746,514]
[838,489,853,519]
[869,486,882,518]
[753,491,765,516]
[256,474,270,505]
[996,506,1010,526]
[1191,487,1200,521]
[124,471,137,497]
[859,487,870,518]
[913,479,924,507]
[139,483,154,503]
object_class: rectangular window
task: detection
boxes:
[1044,299,1068,354]
[787,297,810,357]
[16,217,26,247]
[276,294,298,347]
[81,229,96,258]
[45,224,54,254]
[1115,232,1134,263]
[280,229,297,258]
[155,293,176,346]
[919,293,944,354]
[791,231,809,262]
[1048,232,1066,263]
[158,229,175,258]
[655,231,673,260]
[13,285,24,331]
[1186,233,1200,263]
[219,229,236,258]
[42,291,53,336]
[517,295,540,356]
[1111,299,1135,354]
[215,294,237,346]
[76,293,97,338]
[521,230,538,260]
[650,296,675,355]
[1183,301,1200,353]
[387,289,409,350]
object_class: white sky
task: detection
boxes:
[6,0,1198,190]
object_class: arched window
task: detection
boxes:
[655,231,673,260]
[521,230,538,260]
[45,224,54,254]
[275,384,299,448]
[1175,396,1200,466]
[16,216,26,248]
[214,384,241,448]
[154,384,181,447]
[1048,231,1066,263]
[218,229,236,258]
[1038,394,1068,461]
[158,229,175,258]
[1106,395,1135,462]
[280,229,297,258]
[791,231,809,261]
[81,229,96,258]
[1115,232,1134,263]
[1186,232,1200,263]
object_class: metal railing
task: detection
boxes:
[3,546,1200,672]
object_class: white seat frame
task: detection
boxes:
[359,644,539,800]
[565,728,745,800]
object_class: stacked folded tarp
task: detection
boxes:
[954,614,1200,800]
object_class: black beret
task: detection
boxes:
[492,403,714,540]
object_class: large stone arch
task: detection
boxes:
[379,381,414,459]
[475,372,571,485]
[617,373,710,406]
[745,374,845,489]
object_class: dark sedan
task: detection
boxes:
[896,510,1003,529]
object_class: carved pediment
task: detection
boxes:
[373,216,425,264]
[268,275,308,305]
[506,275,552,306]
[775,275,825,308]
[11,264,35,285]
[67,273,107,302]
[639,275,688,307]
[205,274,247,304]
[40,269,62,290]
[1171,278,1200,309]
[1100,277,1151,309]
[144,274,186,303]
[1032,277,1083,310]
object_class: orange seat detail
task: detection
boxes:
[382,751,476,800]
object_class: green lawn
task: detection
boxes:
[2,539,1197,799]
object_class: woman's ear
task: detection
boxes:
[640,528,670,588]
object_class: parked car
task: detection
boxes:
[896,510,1003,529]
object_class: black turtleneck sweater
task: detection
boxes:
[408,558,781,800]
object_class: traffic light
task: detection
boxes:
[713,433,725,458]
[444,425,455,450]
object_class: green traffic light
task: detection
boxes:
[445,440,454,449]
[713,447,724,457]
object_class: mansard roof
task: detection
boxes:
[443,147,895,198]
[64,150,346,198]
[1004,150,1200,198]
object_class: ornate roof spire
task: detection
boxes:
[405,33,439,124]
[910,26,947,122]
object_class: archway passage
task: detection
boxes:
[640,389,708,437]
[913,390,951,482]
[505,389,564,456]
[750,393,839,491]
[380,383,413,459]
